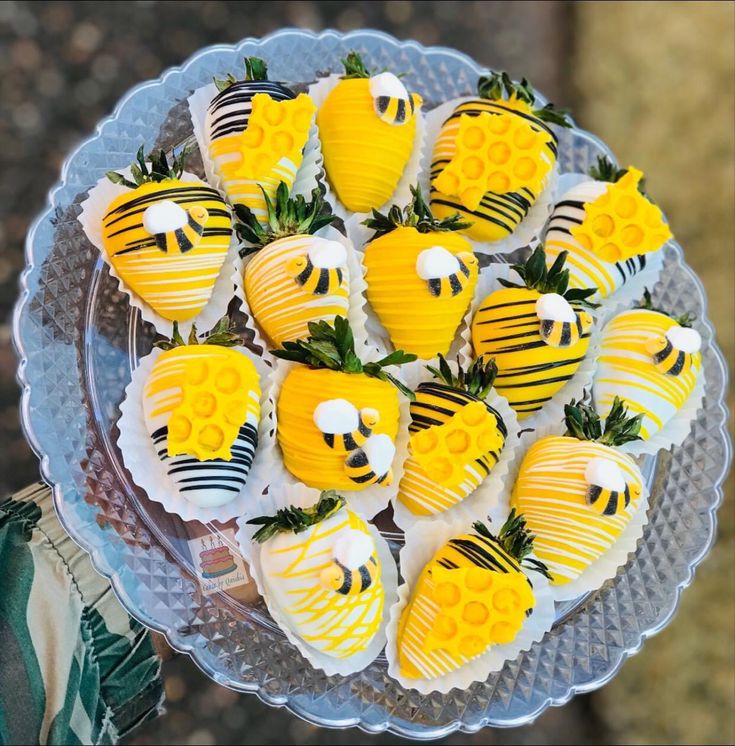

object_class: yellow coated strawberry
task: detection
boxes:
[430,72,570,243]
[103,148,232,322]
[363,188,478,360]
[317,51,423,213]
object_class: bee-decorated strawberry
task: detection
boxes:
[397,355,507,517]
[234,182,349,347]
[511,397,645,590]
[395,510,550,682]
[103,147,232,323]
[272,317,415,492]
[593,289,702,443]
[141,317,261,510]
[471,245,598,420]
[248,491,387,661]
[543,157,672,300]
[203,56,316,218]
[362,186,478,359]
[316,51,423,213]
[430,71,571,243]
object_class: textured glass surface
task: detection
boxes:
[13,29,731,737]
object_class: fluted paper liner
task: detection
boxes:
[384,514,555,693]
[261,354,412,520]
[78,168,238,338]
[494,419,651,603]
[390,358,521,532]
[550,173,666,324]
[466,262,602,434]
[118,345,275,524]
[235,482,399,677]
[421,98,558,256]
[308,73,427,225]
[187,82,324,209]
[232,225,371,352]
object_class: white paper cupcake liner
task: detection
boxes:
[390,358,521,532]
[551,173,666,324]
[466,262,602,435]
[308,74,427,225]
[187,82,325,211]
[232,224,371,354]
[421,97,558,256]
[494,417,651,603]
[261,353,413,520]
[617,358,706,458]
[78,168,238,339]
[118,345,276,524]
[235,482,399,677]
[384,514,555,693]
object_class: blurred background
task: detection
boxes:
[0,1,733,744]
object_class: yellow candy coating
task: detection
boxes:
[277,367,400,490]
[363,227,478,359]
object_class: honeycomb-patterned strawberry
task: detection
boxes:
[571,167,673,263]
[433,111,553,211]
[234,92,315,181]
[167,354,260,461]
[409,401,502,488]
[422,564,535,657]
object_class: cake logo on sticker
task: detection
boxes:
[188,529,250,595]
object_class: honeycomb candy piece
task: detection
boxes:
[433,111,553,211]
[167,354,260,461]
[233,92,315,181]
[409,401,502,488]
[571,167,673,263]
[422,564,535,656]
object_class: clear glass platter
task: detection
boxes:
[13,29,731,738]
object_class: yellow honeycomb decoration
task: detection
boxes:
[232,92,315,181]
[571,167,673,263]
[167,354,260,461]
[423,564,535,657]
[433,111,553,212]
[409,401,502,488]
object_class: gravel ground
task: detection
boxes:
[0,2,732,744]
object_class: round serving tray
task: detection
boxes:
[13,29,731,738]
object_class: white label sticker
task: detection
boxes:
[188,529,250,596]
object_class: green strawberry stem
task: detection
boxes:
[588,155,649,197]
[214,56,270,92]
[477,71,571,128]
[248,491,345,543]
[234,182,336,256]
[271,316,417,400]
[564,396,643,447]
[154,316,243,351]
[362,185,472,241]
[425,354,498,400]
[498,244,600,309]
[473,509,552,579]
[106,145,191,189]
[638,288,696,328]
[340,50,373,79]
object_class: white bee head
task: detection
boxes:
[535,293,576,323]
[307,238,347,269]
[666,325,701,354]
[585,457,625,491]
[333,529,374,570]
[143,200,188,235]
[415,246,460,280]
[313,398,359,434]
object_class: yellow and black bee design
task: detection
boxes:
[586,480,640,517]
[287,255,345,296]
[426,254,474,298]
[344,449,393,487]
[322,408,379,451]
[645,334,693,377]
[539,310,593,348]
[151,206,209,254]
[375,93,423,126]
[320,555,379,595]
